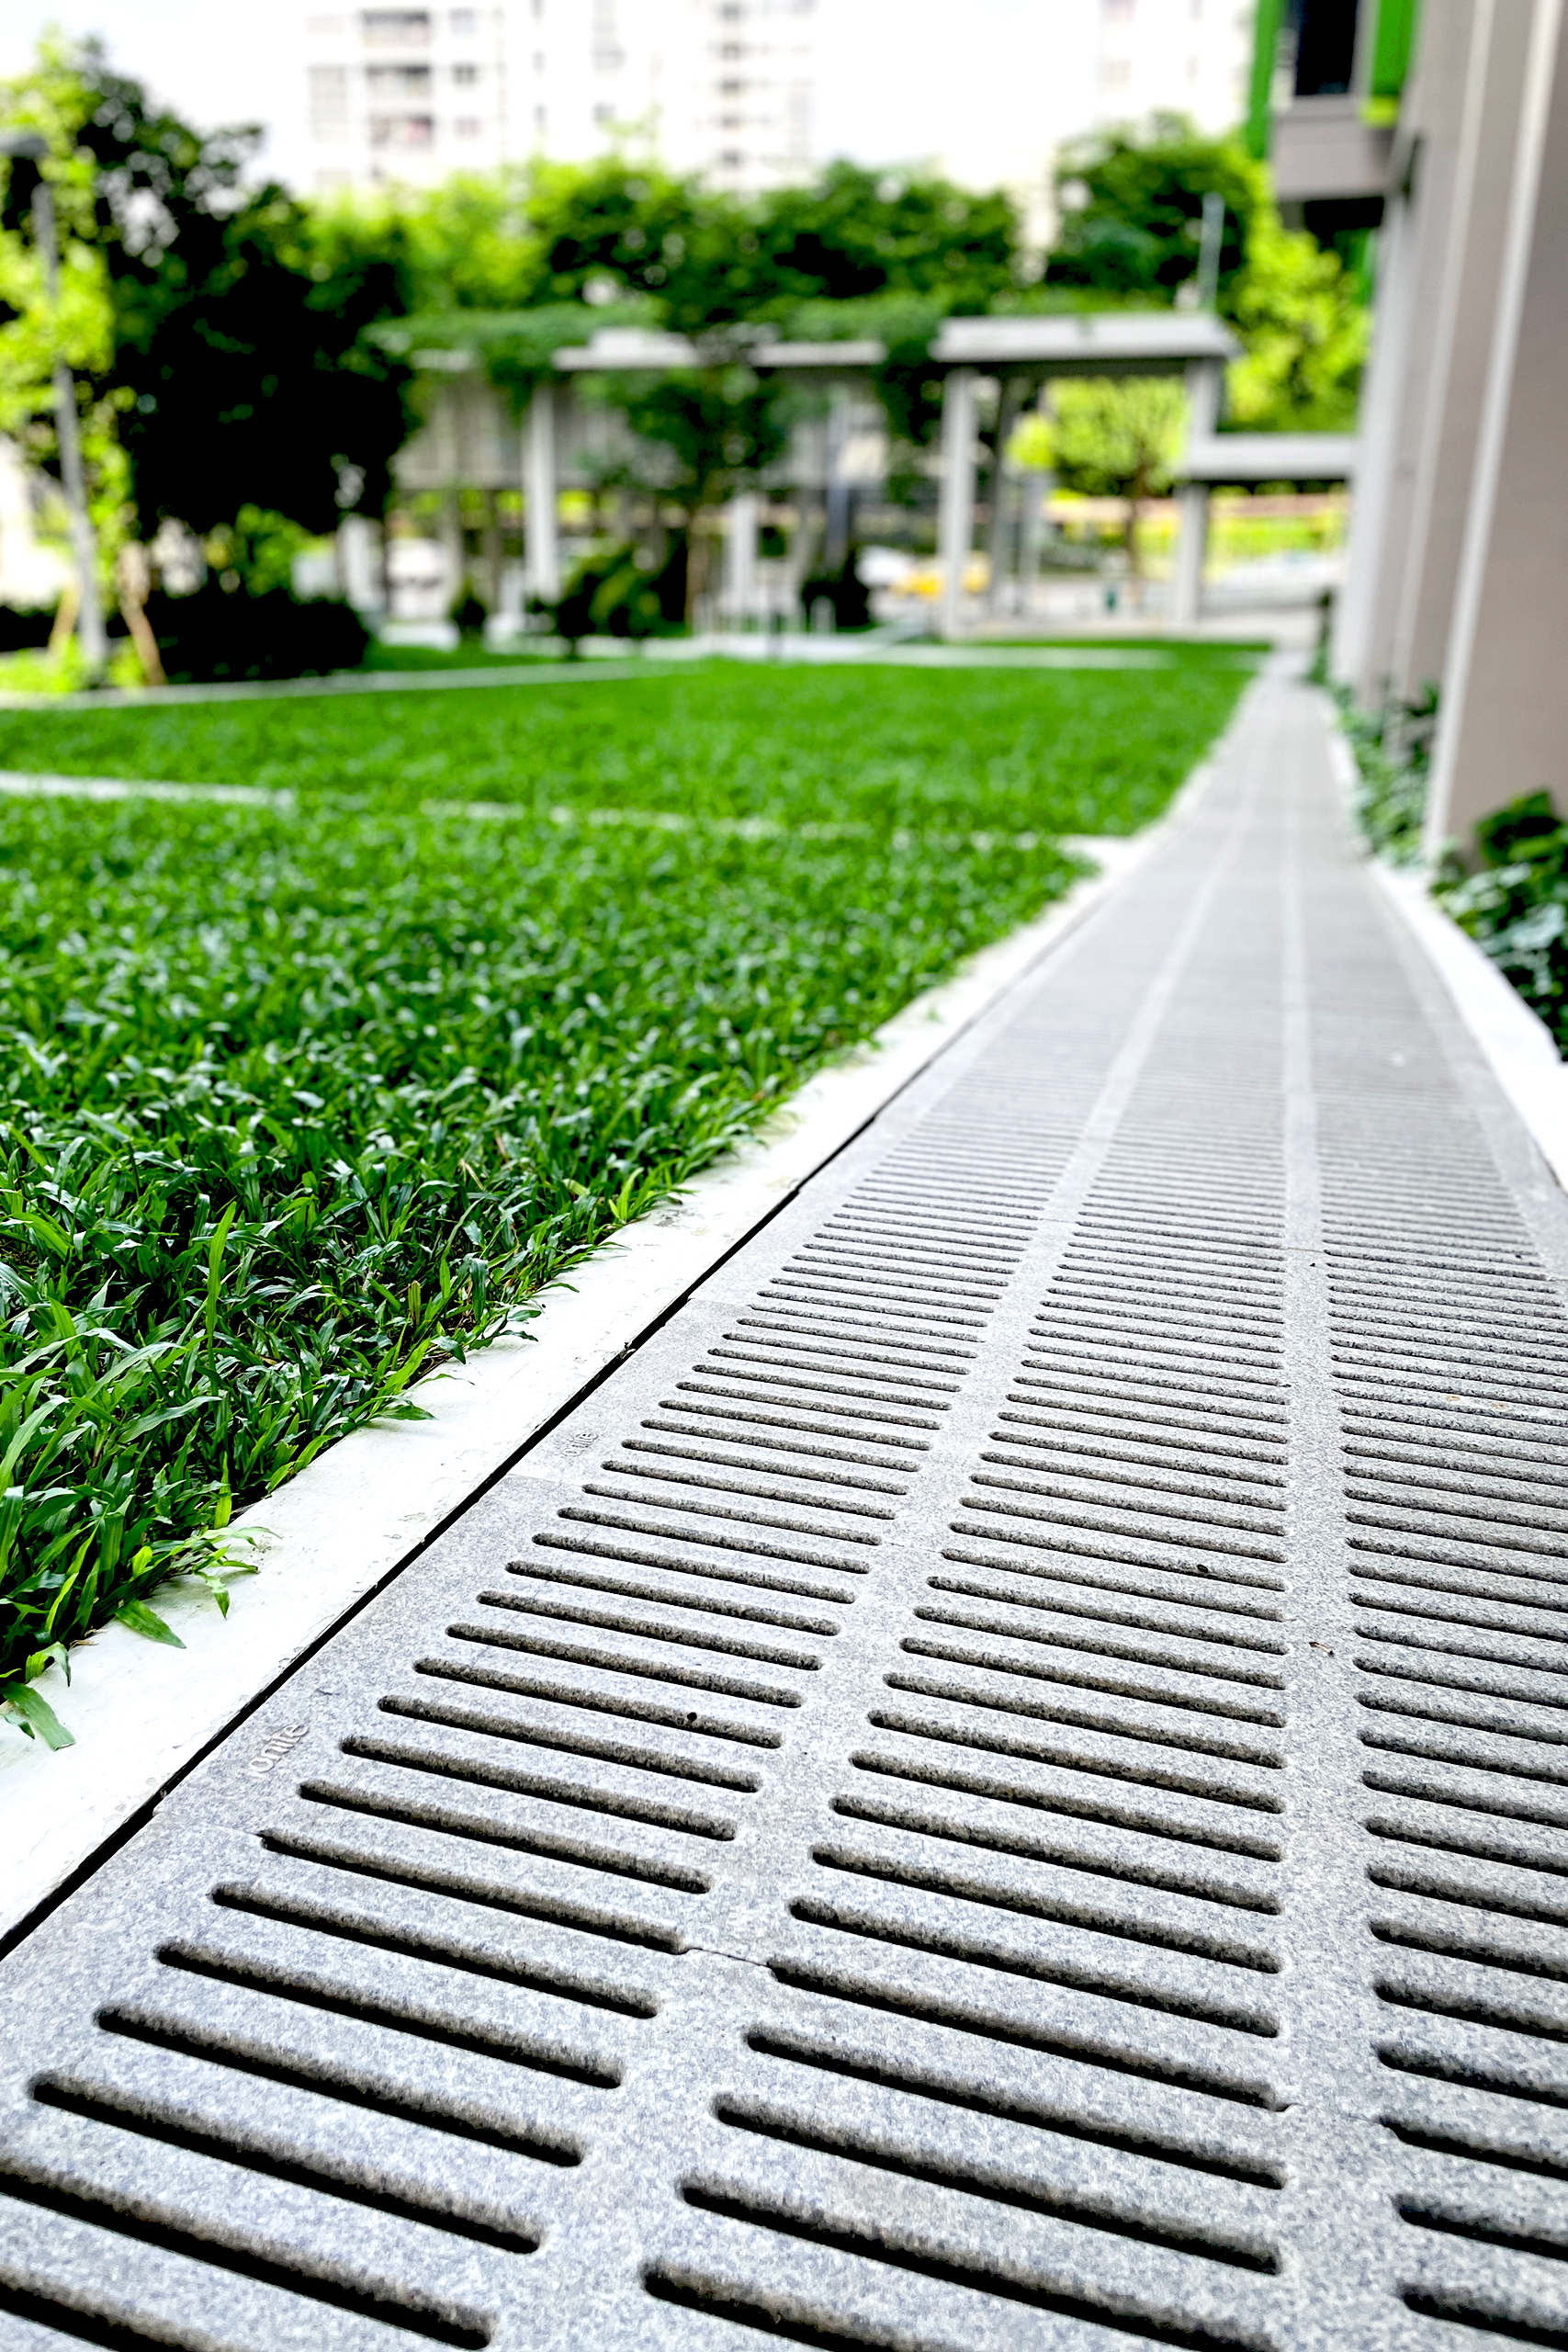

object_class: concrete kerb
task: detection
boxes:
[1371,863,1568,1189]
[1317,689,1568,1193]
[0,680,1270,1946]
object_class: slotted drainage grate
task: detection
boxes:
[3,681,1566,2351]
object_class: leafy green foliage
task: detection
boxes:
[111,187,412,536]
[1045,114,1367,433]
[332,157,1024,490]
[331,156,1021,334]
[1337,684,1568,1052]
[1438,794,1568,1049]
[1333,683,1435,865]
[1226,209,1369,433]
[1047,116,1260,306]
[0,662,1247,1733]
[2,39,413,540]
[551,542,685,641]
[141,582,369,684]
[1043,379,1189,539]
[744,164,1019,315]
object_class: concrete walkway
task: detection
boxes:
[2,675,1564,2351]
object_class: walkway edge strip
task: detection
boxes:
[0,707,1248,1942]
[1369,861,1568,1188]
[1317,696,1568,1190]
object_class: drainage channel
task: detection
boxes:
[1,676,1564,2352]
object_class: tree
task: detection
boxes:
[1045,379,1188,569]
[114,190,412,537]
[596,358,787,621]
[1045,114,1366,432]
[1047,116,1262,308]
[350,153,1022,330]
[1,37,413,558]
[750,163,1019,314]
[0,38,129,584]
[1225,209,1368,432]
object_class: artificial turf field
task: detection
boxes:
[0,657,1251,1737]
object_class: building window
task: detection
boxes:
[721,147,742,166]
[362,9,431,45]
[1100,55,1133,83]
[307,14,344,32]
[367,62,432,93]
[452,60,479,82]
[593,102,615,123]
[534,103,547,131]
[720,75,741,92]
[1103,0,1134,16]
[308,62,350,128]
[455,114,483,135]
[368,111,434,144]
[450,5,478,27]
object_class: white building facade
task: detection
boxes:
[301,0,816,196]
[1090,0,1256,141]
[299,2,1254,210]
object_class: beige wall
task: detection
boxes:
[1390,0,1536,704]
[1337,0,1475,705]
[1426,0,1568,851]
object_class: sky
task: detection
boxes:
[0,0,1089,196]
[0,3,309,176]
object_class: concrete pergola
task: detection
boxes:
[526,310,1244,636]
[1172,431,1360,626]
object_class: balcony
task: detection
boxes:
[1255,0,1414,224]
[362,9,432,47]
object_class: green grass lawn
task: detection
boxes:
[0,659,1245,833]
[0,661,1247,1745]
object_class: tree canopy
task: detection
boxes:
[1047,115,1262,308]
[1045,114,1366,431]
[325,154,1023,332]
[0,36,413,548]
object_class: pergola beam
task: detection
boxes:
[541,311,1247,639]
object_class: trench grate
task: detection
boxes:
[2,677,1565,2351]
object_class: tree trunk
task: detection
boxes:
[1125,459,1152,579]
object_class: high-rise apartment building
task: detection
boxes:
[1090,0,1256,141]
[301,0,816,196]
[305,6,507,188]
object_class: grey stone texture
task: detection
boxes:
[1,678,1566,2349]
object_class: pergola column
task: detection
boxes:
[938,367,977,641]
[984,376,1023,616]
[1173,356,1223,629]
[824,388,852,571]
[524,379,559,605]
[1172,484,1210,629]
[723,491,759,621]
